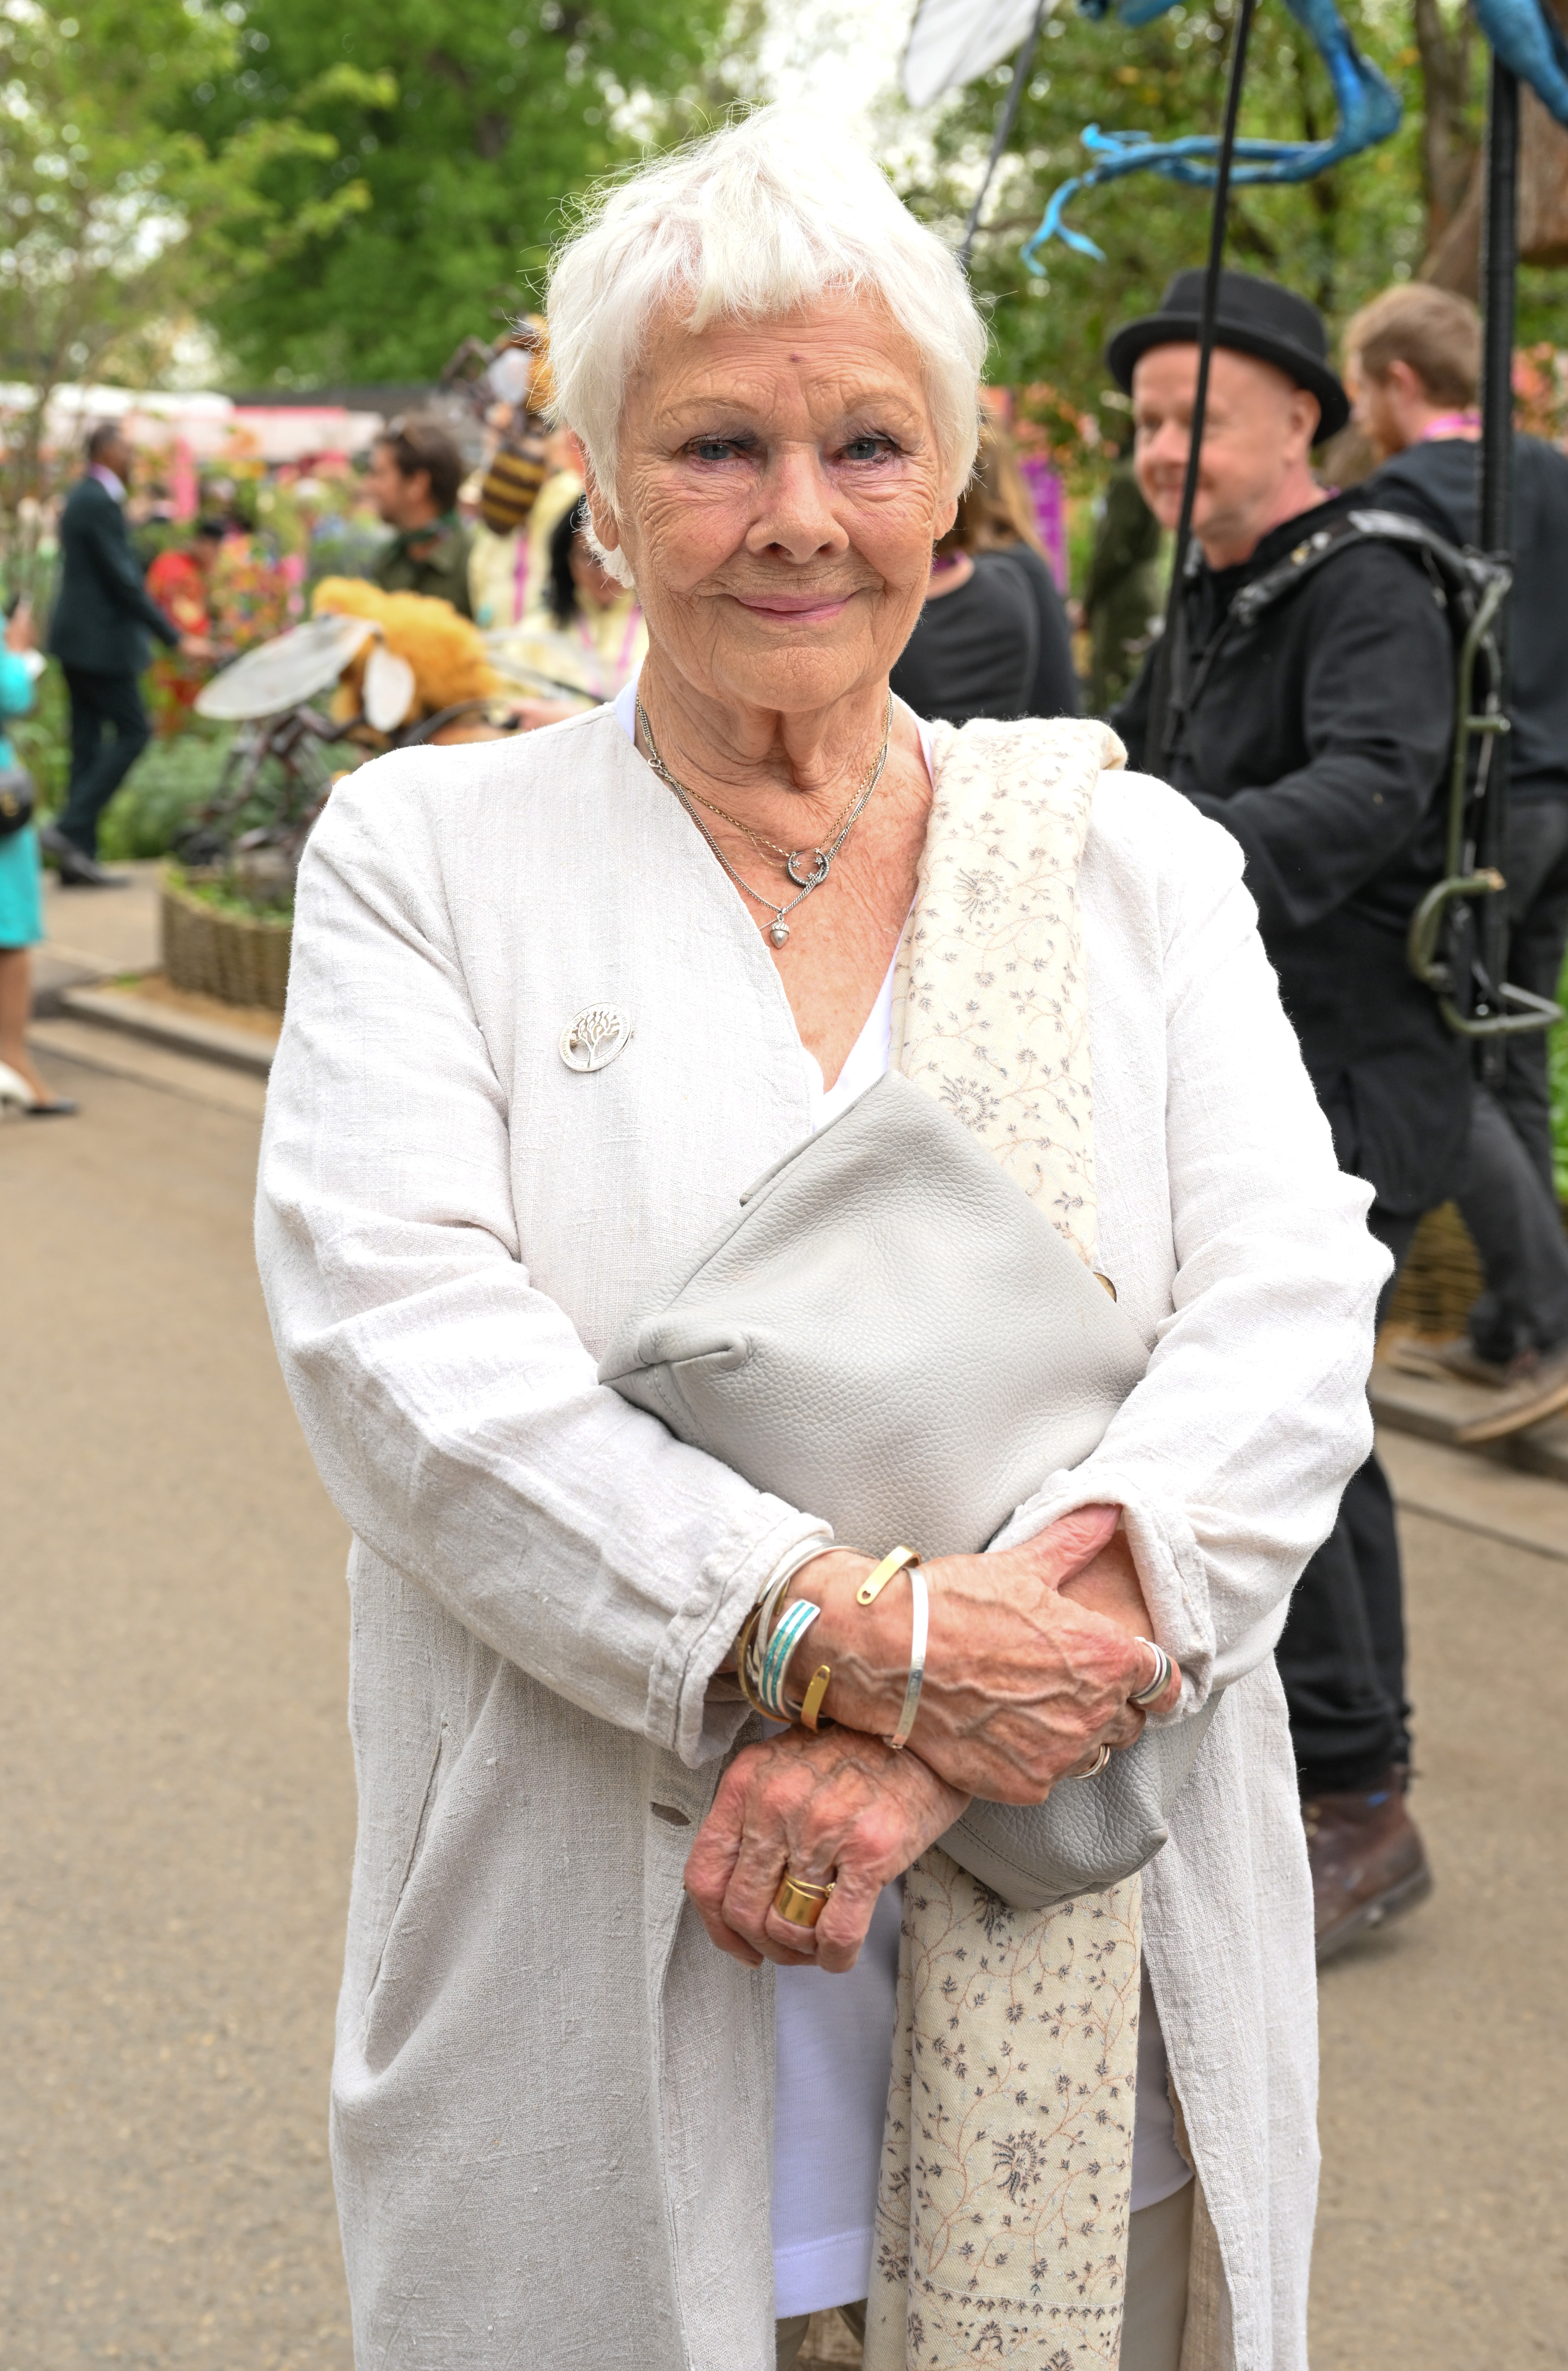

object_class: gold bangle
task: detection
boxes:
[774,1872,835,1927]
[856,1545,921,1606]
[798,1662,832,1734]
[732,1602,773,1722]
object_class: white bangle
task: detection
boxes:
[886,1560,928,1753]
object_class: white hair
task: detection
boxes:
[545,106,987,564]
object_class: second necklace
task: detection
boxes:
[636,692,893,947]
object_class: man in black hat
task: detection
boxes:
[1109,268,1464,1959]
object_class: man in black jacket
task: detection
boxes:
[1109,270,1462,1957]
[44,423,199,886]
[1347,282,1568,1438]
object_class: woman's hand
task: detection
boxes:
[684,1725,967,1974]
[4,599,35,653]
[787,1505,1181,1805]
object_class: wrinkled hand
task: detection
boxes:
[789,1505,1182,1806]
[685,1725,968,1974]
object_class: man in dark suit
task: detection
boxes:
[44,423,203,886]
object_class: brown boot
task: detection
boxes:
[1302,1772,1433,1961]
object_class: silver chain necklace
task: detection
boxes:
[635,693,893,947]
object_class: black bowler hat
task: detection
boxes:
[1106,268,1350,444]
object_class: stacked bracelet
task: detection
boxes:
[735,1540,929,1745]
[736,1539,834,1724]
[759,1597,821,1718]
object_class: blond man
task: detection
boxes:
[1350,284,1568,1437]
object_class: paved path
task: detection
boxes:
[1,1052,351,2371]
[2,1042,1565,2368]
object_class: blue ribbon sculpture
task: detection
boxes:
[1023,0,1568,265]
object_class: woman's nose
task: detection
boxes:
[748,446,849,561]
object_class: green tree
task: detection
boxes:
[891,0,1444,424]
[0,0,374,500]
[178,0,745,387]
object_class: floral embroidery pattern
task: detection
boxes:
[890,717,1125,1272]
[865,1855,1142,2370]
[867,718,1141,2371]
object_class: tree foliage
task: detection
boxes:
[887,0,1542,433]
[0,0,373,487]
[175,0,742,387]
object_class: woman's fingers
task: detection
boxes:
[1021,1502,1122,1593]
[684,1729,968,1971]
[683,1769,763,1965]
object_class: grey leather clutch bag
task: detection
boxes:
[599,1070,1214,1907]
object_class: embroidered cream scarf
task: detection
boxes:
[863,715,1143,2371]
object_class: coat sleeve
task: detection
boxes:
[990,777,1390,1712]
[254,774,829,1769]
[1185,545,1454,935]
[84,495,179,645]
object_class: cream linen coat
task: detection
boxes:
[256,707,1388,2371]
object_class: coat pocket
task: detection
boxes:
[361,1718,446,2024]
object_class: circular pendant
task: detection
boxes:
[785,848,831,890]
[769,921,790,947]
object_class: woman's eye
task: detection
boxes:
[689,438,743,462]
[841,436,895,463]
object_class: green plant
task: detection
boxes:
[163,858,293,923]
[6,657,69,811]
[1552,943,1568,1207]
[98,726,234,860]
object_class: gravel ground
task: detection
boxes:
[3,1048,1564,2370]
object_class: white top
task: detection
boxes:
[613,684,1188,2310]
[258,700,1384,2369]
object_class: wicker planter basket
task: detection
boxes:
[1385,1202,1485,1339]
[160,871,292,1014]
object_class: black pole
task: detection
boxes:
[1476,56,1518,1063]
[1143,0,1258,765]
[959,0,1052,271]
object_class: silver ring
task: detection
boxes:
[1129,1639,1172,1708]
[1068,1742,1111,1779]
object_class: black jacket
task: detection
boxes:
[1368,433,1568,802]
[49,476,179,675]
[891,549,1079,726]
[1114,488,1467,1212]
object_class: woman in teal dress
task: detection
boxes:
[0,602,76,1115]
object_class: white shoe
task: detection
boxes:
[0,1058,37,1109]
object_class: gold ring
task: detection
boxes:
[773,1872,835,1928]
[1068,1742,1111,1780]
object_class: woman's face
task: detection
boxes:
[593,294,957,716]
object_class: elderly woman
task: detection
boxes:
[257,111,1385,2371]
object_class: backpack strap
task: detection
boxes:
[1228,506,1507,635]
